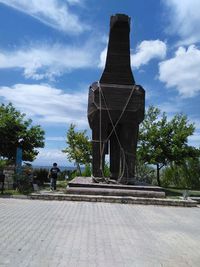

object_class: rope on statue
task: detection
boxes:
[99,81,109,183]
[90,82,109,184]
[97,81,136,184]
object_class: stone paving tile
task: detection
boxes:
[0,199,200,267]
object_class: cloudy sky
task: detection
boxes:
[0,0,200,166]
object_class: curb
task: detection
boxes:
[1,193,197,207]
[28,193,197,207]
[0,194,29,199]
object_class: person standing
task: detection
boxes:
[48,163,60,191]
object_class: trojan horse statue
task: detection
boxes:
[87,14,145,184]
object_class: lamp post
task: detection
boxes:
[16,138,23,174]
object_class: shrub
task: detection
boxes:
[70,170,78,179]
[33,168,49,185]
[135,159,156,185]
[82,164,92,177]
[161,158,200,189]
[103,162,110,177]
[13,173,33,194]
[0,159,9,170]
[58,170,69,181]
[58,169,77,181]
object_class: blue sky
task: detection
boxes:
[0,0,200,166]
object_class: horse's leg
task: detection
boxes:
[92,118,108,177]
[110,124,120,180]
[120,122,139,184]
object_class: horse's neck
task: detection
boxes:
[100,15,135,85]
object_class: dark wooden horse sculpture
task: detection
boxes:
[88,14,145,184]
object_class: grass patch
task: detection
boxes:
[39,180,68,191]
[164,187,200,198]
[1,189,23,196]
[57,180,68,189]
[1,180,67,196]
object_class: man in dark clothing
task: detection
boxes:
[48,163,60,191]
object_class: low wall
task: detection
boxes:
[4,165,15,189]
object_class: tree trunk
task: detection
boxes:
[76,162,82,176]
[156,164,161,187]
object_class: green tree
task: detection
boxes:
[0,103,45,161]
[138,106,199,186]
[63,124,92,175]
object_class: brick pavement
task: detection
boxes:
[0,199,199,267]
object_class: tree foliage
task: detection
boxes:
[0,103,45,162]
[138,106,200,186]
[63,124,92,175]
[0,159,9,170]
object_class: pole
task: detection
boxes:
[16,147,22,174]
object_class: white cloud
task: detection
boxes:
[0,0,87,34]
[98,40,167,69]
[32,148,68,166]
[46,136,65,141]
[98,47,107,68]
[188,133,200,148]
[188,134,200,142]
[157,101,182,115]
[163,0,200,45]
[0,83,88,126]
[190,119,200,131]
[0,43,96,80]
[159,45,200,97]
[131,40,167,68]
[66,0,82,5]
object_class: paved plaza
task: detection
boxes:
[0,199,200,267]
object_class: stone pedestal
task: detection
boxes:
[67,177,166,198]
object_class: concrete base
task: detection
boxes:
[68,177,164,191]
[191,197,200,203]
[67,177,165,198]
[66,187,165,198]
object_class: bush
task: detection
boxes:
[33,168,49,185]
[70,170,78,179]
[161,167,179,188]
[58,170,70,181]
[82,164,92,177]
[135,159,156,185]
[13,173,33,194]
[0,159,9,171]
[103,162,110,177]
[161,158,200,189]
[58,169,78,181]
